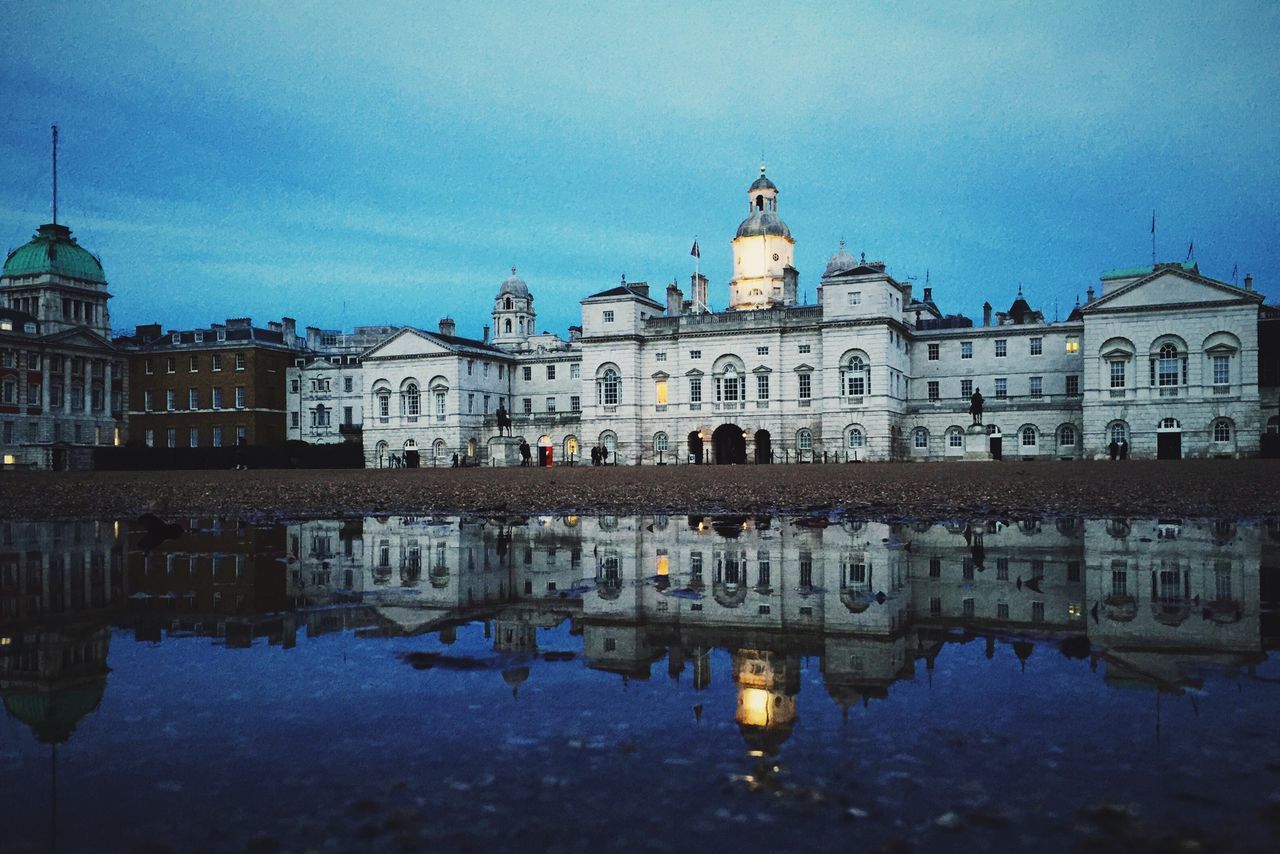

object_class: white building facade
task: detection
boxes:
[353,168,1272,466]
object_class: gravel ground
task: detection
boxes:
[2,459,1278,520]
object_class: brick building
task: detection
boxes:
[116,318,302,449]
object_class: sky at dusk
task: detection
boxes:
[2,1,1278,340]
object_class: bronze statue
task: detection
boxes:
[495,402,513,437]
[969,388,984,426]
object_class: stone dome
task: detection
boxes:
[735,211,792,240]
[2,223,105,283]
[497,266,530,299]
[749,173,777,192]
[823,240,858,277]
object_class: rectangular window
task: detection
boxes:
[570,395,581,412]
[689,377,702,403]
[235,353,246,371]
[927,343,939,361]
[235,425,246,445]
[690,349,702,359]
[483,362,489,377]
[655,379,668,405]
[995,339,1007,357]
[290,378,299,393]
[961,341,973,359]
[798,373,811,400]
[144,390,154,411]
[655,352,667,362]
[188,388,199,409]
[1066,337,1080,354]
[523,366,532,381]
[570,363,580,379]
[961,379,973,398]
[166,389,176,411]
[603,310,615,323]
[145,428,154,447]
[848,291,861,306]
[483,394,490,413]
[1066,375,1080,396]
[212,354,222,371]
[927,380,939,401]
[291,411,299,427]
[1030,376,1042,396]
[341,406,352,426]
[164,356,175,374]
[546,397,556,412]
[235,386,246,408]
[189,354,199,372]
[466,360,473,376]
[144,359,154,375]
[166,428,176,448]
[546,364,556,380]
[212,426,222,447]
[344,376,353,393]
[436,392,446,416]
[756,374,769,400]
[523,397,532,414]
[995,377,1007,398]
[1213,355,1229,385]
[467,393,474,413]
[189,427,199,447]
[1030,337,1042,356]
[212,388,223,409]
[756,346,769,356]
[1109,360,1126,389]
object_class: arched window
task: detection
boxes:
[847,427,864,448]
[402,382,420,418]
[504,319,512,334]
[1159,417,1181,430]
[375,440,388,467]
[755,194,764,211]
[1267,416,1280,435]
[841,353,870,397]
[599,431,617,461]
[654,432,669,452]
[1058,425,1076,446]
[1213,419,1232,442]
[433,438,447,460]
[1152,340,1187,387]
[796,429,813,451]
[598,367,620,406]
[718,365,741,402]
[564,435,579,459]
[1021,425,1037,447]
[1108,421,1128,443]
[312,405,330,428]
[504,297,512,310]
[913,427,928,449]
[947,427,964,448]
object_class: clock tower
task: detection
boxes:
[729,165,795,310]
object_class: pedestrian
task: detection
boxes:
[590,445,600,466]
[451,452,459,468]
[1108,439,1118,461]
[1119,439,1128,460]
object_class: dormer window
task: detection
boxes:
[171,333,180,344]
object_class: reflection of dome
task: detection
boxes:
[1103,594,1138,622]
[823,240,858,277]
[497,267,530,299]
[736,211,792,239]
[738,721,794,756]
[3,681,106,744]
[840,588,871,614]
[1152,602,1191,627]
[3,223,105,283]
[713,582,749,608]
[501,666,530,698]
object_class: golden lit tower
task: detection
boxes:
[729,165,796,310]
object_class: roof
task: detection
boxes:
[735,210,792,240]
[2,223,105,283]
[0,306,38,334]
[583,284,665,307]
[1100,261,1197,280]
[497,267,530,299]
[822,241,858,278]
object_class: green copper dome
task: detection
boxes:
[3,223,105,283]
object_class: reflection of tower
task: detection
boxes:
[732,649,798,756]
[692,647,712,690]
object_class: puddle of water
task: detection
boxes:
[2,514,1279,851]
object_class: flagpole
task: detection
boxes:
[1151,210,1156,266]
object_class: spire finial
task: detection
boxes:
[839,237,845,250]
[759,161,766,175]
[51,124,58,225]
[511,265,517,276]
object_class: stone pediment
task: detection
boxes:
[1084,269,1262,313]
[45,327,114,350]
[363,327,451,360]
[793,362,815,372]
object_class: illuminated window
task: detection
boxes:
[655,379,668,405]
[1065,337,1080,353]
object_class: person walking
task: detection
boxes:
[1108,439,1118,460]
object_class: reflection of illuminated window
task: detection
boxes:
[656,553,669,576]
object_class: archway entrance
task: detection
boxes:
[987,425,1003,461]
[754,429,772,463]
[687,431,704,464]
[712,424,746,465]
[1157,418,1182,460]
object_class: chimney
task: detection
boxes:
[483,324,490,343]
[1086,286,1096,304]
[666,283,683,317]
[691,273,709,313]
[136,323,163,342]
[782,267,798,305]
[568,325,582,342]
[281,317,297,345]
[982,301,992,327]
[1244,273,1253,291]
[923,286,932,303]
[631,282,649,298]
[438,317,456,337]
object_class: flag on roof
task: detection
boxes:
[690,240,700,259]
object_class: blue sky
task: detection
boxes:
[3,1,1278,339]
